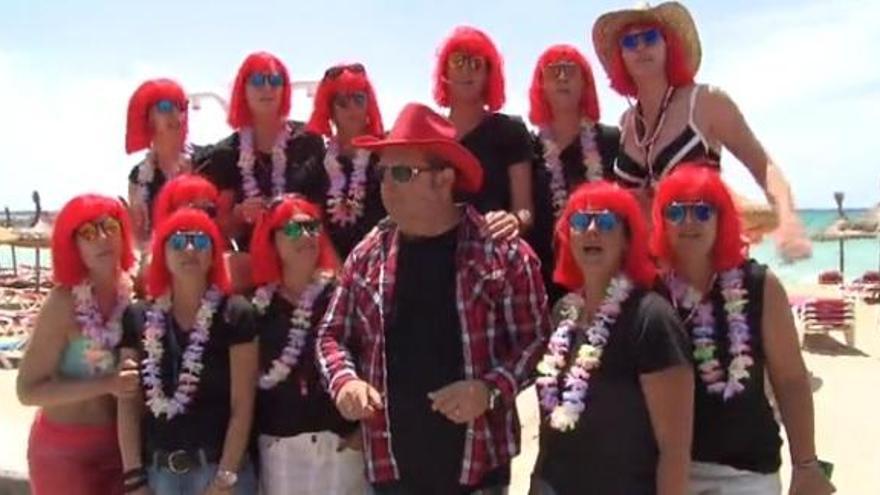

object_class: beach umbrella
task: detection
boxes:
[11,220,52,290]
[811,192,878,277]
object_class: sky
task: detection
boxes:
[0,0,877,211]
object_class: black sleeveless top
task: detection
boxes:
[527,123,621,306]
[614,85,721,189]
[678,260,783,473]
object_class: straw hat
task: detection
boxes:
[592,1,701,78]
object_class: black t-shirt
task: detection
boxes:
[199,122,328,249]
[255,283,357,438]
[120,295,257,456]
[321,149,386,260]
[534,290,690,495]
[688,260,782,473]
[527,123,621,307]
[385,225,467,494]
[457,113,534,214]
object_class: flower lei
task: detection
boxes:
[540,122,603,217]
[136,147,192,208]
[324,139,370,227]
[667,268,752,400]
[535,275,633,431]
[141,286,222,419]
[238,124,291,199]
[253,275,330,389]
[72,276,133,374]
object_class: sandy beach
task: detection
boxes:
[1,282,879,494]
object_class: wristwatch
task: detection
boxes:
[485,382,502,411]
[214,468,238,489]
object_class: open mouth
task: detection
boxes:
[678,231,702,240]
[582,245,604,256]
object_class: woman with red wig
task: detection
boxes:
[527,44,621,305]
[17,194,137,495]
[591,2,810,262]
[201,51,327,251]
[434,26,534,240]
[306,62,386,258]
[531,181,692,495]
[117,209,258,494]
[249,195,367,494]
[126,79,202,243]
[652,165,833,495]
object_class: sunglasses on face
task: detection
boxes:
[154,99,186,114]
[447,52,486,72]
[76,217,122,242]
[167,231,212,251]
[569,210,620,233]
[663,201,716,225]
[281,220,321,239]
[374,164,443,184]
[323,63,366,80]
[619,28,663,51]
[248,72,285,88]
[333,91,368,109]
[544,61,579,80]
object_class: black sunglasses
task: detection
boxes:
[323,63,366,80]
[373,164,445,184]
[333,91,368,109]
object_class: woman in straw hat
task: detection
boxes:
[591,1,811,262]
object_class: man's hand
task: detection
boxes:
[335,380,383,421]
[428,380,491,424]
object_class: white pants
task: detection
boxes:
[259,431,368,495]
[689,462,781,495]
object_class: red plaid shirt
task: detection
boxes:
[316,205,549,486]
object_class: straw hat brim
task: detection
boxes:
[592,1,701,80]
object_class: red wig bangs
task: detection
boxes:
[152,174,220,227]
[306,65,384,137]
[650,163,745,271]
[528,44,600,126]
[146,208,231,298]
[125,78,188,154]
[227,52,292,129]
[607,23,695,97]
[433,26,506,111]
[250,194,341,286]
[51,194,136,287]
[553,181,656,290]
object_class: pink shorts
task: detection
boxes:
[27,412,123,495]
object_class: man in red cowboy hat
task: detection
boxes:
[317,103,550,494]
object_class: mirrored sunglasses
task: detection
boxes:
[248,72,285,88]
[663,201,716,225]
[167,231,212,251]
[619,28,662,51]
[569,210,620,233]
[281,220,321,239]
[76,217,122,242]
[447,52,486,71]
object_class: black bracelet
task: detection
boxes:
[123,477,147,493]
[123,467,146,482]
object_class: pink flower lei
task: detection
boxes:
[535,274,633,431]
[252,275,331,389]
[666,268,753,400]
[238,124,291,199]
[324,139,370,227]
[72,275,134,374]
[540,122,603,218]
[141,286,222,419]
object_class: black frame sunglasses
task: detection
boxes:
[373,164,446,184]
[663,201,716,225]
[323,63,366,80]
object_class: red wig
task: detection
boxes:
[152,174,220,227]
[607,23,695,97]
[227,52,292,129]
[51,194,136,287]
[306,64,384,137]
[125,79,188,154]
[433,26,506,111]
[554,181,656,290]
[528,44,600,126]
[250,195,340,286]
[146,208,231,298]
[651,163,746,271]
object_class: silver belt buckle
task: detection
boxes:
[167,450,191,474]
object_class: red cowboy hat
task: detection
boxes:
[352,103,483,194]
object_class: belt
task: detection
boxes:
[150,448,219,475]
